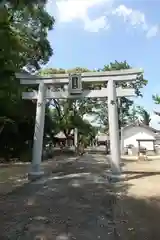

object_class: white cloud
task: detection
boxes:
[55,0,111,32]
[112,5,159,38]
[112,5,147,29]
[46,0,159,37]
[146,25,159,38]
[56,0,106,22]
[84,16,109,32]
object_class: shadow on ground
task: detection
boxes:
[0,151,77,195]
[114,168,160,240]
[116,194,160,240]
[0,154,160,239]
[123,171,160,180]
[0,154,120,240]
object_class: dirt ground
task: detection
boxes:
[0,154,160,239]
[117,158,160,240]
[0,155,74,195]
[0,154,118,240]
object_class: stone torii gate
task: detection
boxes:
[16,68,143,180]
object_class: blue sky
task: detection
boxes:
[45,0,160,128]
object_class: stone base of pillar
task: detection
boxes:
[75,146,78,153]
[28,171,44,181]
[107,173,126,183]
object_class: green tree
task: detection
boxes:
[126,105,151,126]
[153,94,160,105]
[96,61,147,130]
[39,63,147,141]
[137,106,151,125]
[127,105,140,123]
[0,1,54,161]
[39,68,99,139]
[152,94,160,122]
[0,1,54,74]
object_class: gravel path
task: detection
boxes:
[0,154,121,240]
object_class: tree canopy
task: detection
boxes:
[0,0,54,161]
[94,61,147,130]
[0,2,147,161]
[152,95,160,123]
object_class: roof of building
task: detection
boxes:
[121,122,160,133]
[136,138,156,141]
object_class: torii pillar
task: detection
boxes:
[108,79,121,178]
[74,128,78,152]
[28,82,46,180]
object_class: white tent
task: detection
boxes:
[96,133,109,142]
[54,131,66,139]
